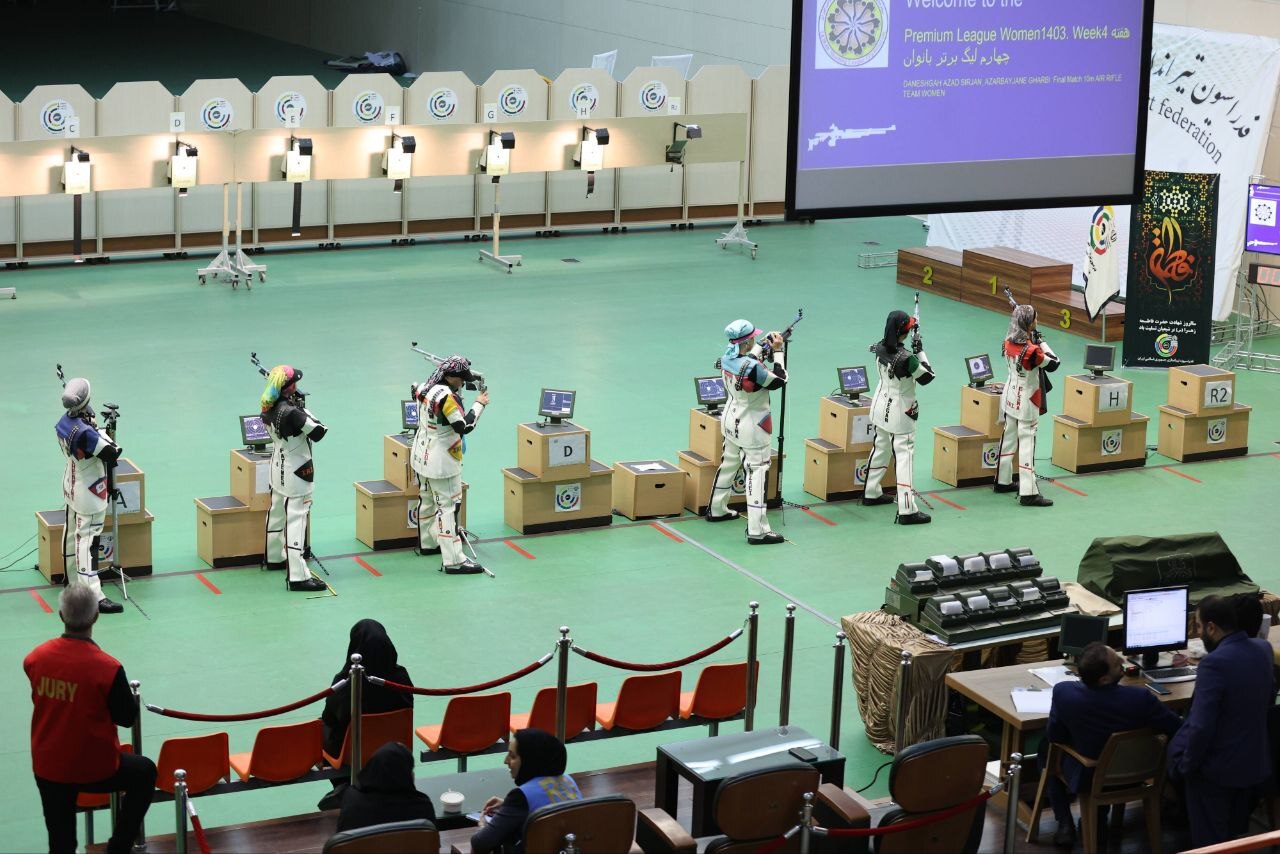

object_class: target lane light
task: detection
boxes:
[382,132,416,193]
[666,122,702,168]
[479,130,515,177]
[574,126,610,198]
[283,135,314,237]
[62,145,91,195]
[169,140,199,196]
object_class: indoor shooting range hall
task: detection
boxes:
[2,1,1280,853]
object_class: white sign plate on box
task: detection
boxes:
[110,481,142,516]
[385,106,401,126]
[1096,384,1129,412]
[1206,418,1228,445]
[548,434,587,467]
[66,117,80,138]
[483,102,498,122]
[170,112,186,132]
[668,96,682,115]
[1204,380,1233,408]
[851,414,874,444]
[255,461,270,494]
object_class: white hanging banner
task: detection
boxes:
[1082,205,1122,320]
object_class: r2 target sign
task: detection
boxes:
[1204,381,1233,408]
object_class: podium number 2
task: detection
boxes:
[1059,309,1071,329]
[922,265,933,286]
[988,275,998,295]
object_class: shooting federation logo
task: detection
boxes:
[352,90,384,124]
[554,482,582,512]
[1089,206,1115,255]
[981,442,999,469]
[639,80,668,113]
[428,88,458,121]
[95,534,115,562]
[1154,333,1179,358]
[1251,197,1276,228]
[200,97,233,130]
[731,469,748,496]
[570,83,599,115]
[1206,418,1227,445]
[854,458,870,485]
[407,499,420,528]
[1100,429,1123,456]
[274,91,307,125]
[817,0,889,69]
[499,84,528,117]
[40,100,73,135]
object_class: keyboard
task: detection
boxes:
[1144,666,1196,683]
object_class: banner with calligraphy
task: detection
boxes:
[927,24,1280,322]
[1122,170,1218,367]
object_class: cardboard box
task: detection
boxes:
[677,449,781,515]
[613,460,684,520]
[195,497,267,568]
[1157,403,1250,462]
[383,433,416,490]
[104,458,147,525]
[37,509,154,583]
[229,449,272,512]
[960,384,1005,440]
[503,461,613,534]
[1051,412,1148,473]
[516,421,591,480]
[804,438,860,501]
[688,408,724,465]
[818,395,875,452]
[932,425,999,487]
[1062,374,1133,428]
[1167,364,1235,415]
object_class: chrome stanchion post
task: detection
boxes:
[563,831,579,854]
[830,632,846,750]
[1004,752,1023,854]
[130,680,146,852]
[745,601,759,732]
[779,603,796,728]
[555,626,571,743]
[173,769,188,854]
[798,792,815,854]
[893,650,913,755]
[349,653,365,786]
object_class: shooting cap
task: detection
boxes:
[61,377,91,412]
[261,365,302,413]
[439,355,475,382]
[725,319,761,345]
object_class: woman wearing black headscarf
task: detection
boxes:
[322,620,414,762]
[470,728,583,853]
[335,742,436,832]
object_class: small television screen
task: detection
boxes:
[837,366,869,397]
[1247,182,1280,256]
[694,376,728,409]
[240,415,269,447]
[539,388,576,420]
[1084,345,1116,373]
[1059,613,1110,660]
[965,354,994,386]
[402,400,419,431]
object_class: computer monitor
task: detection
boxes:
[1059,613,1110,662]
[401,399,419,432]
[1123,585,1189,669]
[538,388,576,423]
[965,354,994,387]
[1246,181,1280,256]
[1084,344,1116,376]
[836,366,869,398]
[240,414,269,450]
[694,376,727,413]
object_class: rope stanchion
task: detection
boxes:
[173,769,188,854]
[371,652,553,696]
[145,679,347,722]
[571,628,743,672]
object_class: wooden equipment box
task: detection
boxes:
[960,385,1004,440]
[104,458,147,525]
[818,395,874,452]
[1062,374,1134,428]
[195,497,266,568]
[897,247,964,300]
[932,426,998,487]
[1157,403,1250,462]
[355,479,470,550]
[677,449,781,515]
[961,246,1072,306]
[38,509,155,583]
[803,438,894,501]
[1167,364,1235,416]
[1051,412,1148,473]
[688,408,724,465]
[383,433,416,491]
[503,461,613,534]
[229,449,272,512]
[613,460,684,520]
[516,421,591,480]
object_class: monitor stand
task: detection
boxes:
[1129,651,1162,670]
[701,405,721,416]
[548,416,564,426]
[1090,369,1106,378]
[968,380,987,389]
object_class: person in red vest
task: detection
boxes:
[24,583,157,853]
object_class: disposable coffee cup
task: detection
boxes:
[440,789,464,814]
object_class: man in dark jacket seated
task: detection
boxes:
[336,742,435,832]
[1041,642,1182,846]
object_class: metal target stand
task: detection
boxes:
[714,160,758,260]
[198,182,265,291]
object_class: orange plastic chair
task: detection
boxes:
[416,693,512,771]
[679,662,759,734]
[323,708,414,769]
[77,744,134,809]
[229,719,323,782]
[595,672,681,732]
[156,733,231,795]
[511,683,598,740]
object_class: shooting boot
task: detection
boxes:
[895,511,932,525]
[289,577,327,592]
[442,560,484,575]
[1020,494,1054,507]
[97,597,124,614]
[746,531,784,545]
[705,509,740,523]
[862,494,894,506]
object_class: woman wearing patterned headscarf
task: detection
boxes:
[995,305,1059,506]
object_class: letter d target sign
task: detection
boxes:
[548,434,586,467]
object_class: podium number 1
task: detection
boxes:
[922,265,933,286]
[988,275,998,295]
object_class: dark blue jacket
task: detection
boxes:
[1047,680,1182,791]
[1168,631,1275,786]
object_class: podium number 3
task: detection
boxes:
[1059,309,1071,329]
[988,275,998,295]
[922,265,933,286]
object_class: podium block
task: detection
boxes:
[678,449,781,515]
[104,458,147,526]
[383,433,416,490]
[38,509,155,583]
[229,449,271,512]
[1167,365,1236,415]
[897,247,964,300]
[503,461,613,534]
[516,421,591,480]
[959,385,1004,440]
[932,426,999,487]
[688,408,724,465]
[1157,403,1250,462]
[961,246,1072,306]
[195,497,266,568]
[613,460,683,520]
[355,479,470,550]
[1051,413,1148,473]
[1063,375,1134,428]
[818,395,874,452]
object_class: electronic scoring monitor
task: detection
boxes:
[965,354,994,387]
[402,400,419,432]
[837,365,870,398]
[694,376,728,411]
[1247,182,1280,256]
[1059,613,1110,661]
[539,388,576,423]
[1123,585,1189,668]
[1084,344,1116,375]
[240,414,269,449]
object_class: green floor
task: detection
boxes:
[0,217,1277,851]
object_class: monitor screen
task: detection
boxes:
[966,354,994,385]
[1059,613,1110,659]
[1084,345,1116,372]
[1123,586,1189,655]
[694,376,728,407]
[1247,182,1280,256]
[539,388,576,419]
[402,400,419,431]
[837,366,869,396]
[240,415,269,447]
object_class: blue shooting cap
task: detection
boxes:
[725,319,761,345]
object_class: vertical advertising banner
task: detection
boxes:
[1122,170,1219,367]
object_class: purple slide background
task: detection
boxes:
[798,0,1146,170]
[1246,184,1280,255]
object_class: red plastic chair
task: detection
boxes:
[323,708,414,769]
[156,733,231,795]
[511,683,598,740]
[679,662,759,735]
[416,693,511,771]
[229,719,323,782]
[595,672,681,732]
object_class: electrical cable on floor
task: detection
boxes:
[0,534,35,561]
[0,548,38,571]
[856,760,894,793]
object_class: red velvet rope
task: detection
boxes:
[571,628,743,672]
[756,790,995,853]
[189,805,212,854]
[145,680,346,722]
[371,652,553,696]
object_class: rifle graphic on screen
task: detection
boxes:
[807,123,896,151]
